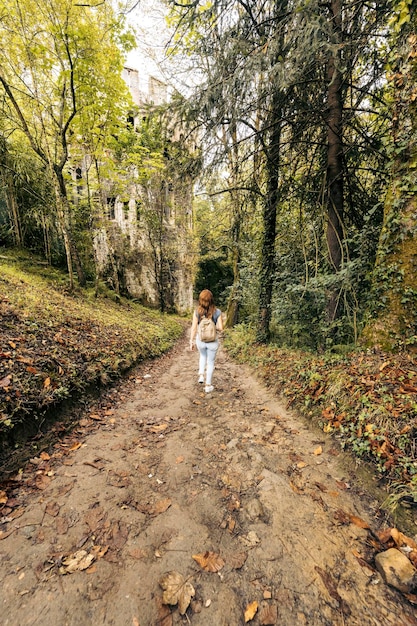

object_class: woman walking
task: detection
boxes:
[190,289,223,393]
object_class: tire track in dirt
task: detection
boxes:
[0,335,416,625]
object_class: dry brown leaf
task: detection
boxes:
[377,528,394,545]
[128,548,147,560]
[192,551,225,572]
[0,490,8,505]
[56,481,74,496]
[334,509,350,525]
[244,600,258,622]
[150,424,168,433]
[152,498,172,516]
[297,461,307,469]
[69,441,82,451]
[159,571,195,615]
[335,480,349,490]
[45,501,60,517]
[313,446,323,456]
[348,514,370,529]
[228,551,248,570]
[391,528,417,550]
[259,603,277,625]
[61,550,96,574]
[0,529,14,540]
[43,377,51,388]
[0,375,12,388]
[409,550,417,568]
[34,474,51,490]
[84,507,105,531]
[289,481,303,494]
[175,456,185,464]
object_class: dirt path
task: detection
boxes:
[1,335,416,626]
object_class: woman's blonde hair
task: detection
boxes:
[197,289,216,319]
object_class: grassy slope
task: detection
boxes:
[0,250,184,447]
[224,324,417,510]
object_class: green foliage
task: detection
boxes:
[0,251,183,441]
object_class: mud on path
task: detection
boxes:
[1,335,416,626]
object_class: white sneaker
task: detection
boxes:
[198,374,204,383]
[205,385,214,393]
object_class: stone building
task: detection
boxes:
[91,66,197,314]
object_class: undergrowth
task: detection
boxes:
[0,250,184,445]
[224,323,417,510]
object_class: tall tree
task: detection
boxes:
[0,0,133,287]
[365,1,417,348]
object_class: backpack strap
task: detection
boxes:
[197,309,220,324]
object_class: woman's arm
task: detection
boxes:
[216,311,224,332]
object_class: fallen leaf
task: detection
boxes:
[0,529,14,540]
[313,446,323,456]
[175,456,185,464]
[348,514,370,529]
[43,377,51,388]
[192,551,225,572]
[315,566,351,616]
[128,548,147,560]
[150,424,168,433]
[335,480,350,490]
[228,551,248,569]
[297,461,307,469]
[61,550,96,573]
[259,603,277,625]
[69,442,82,451]
[0,375,12,388]
[56,481,74,496]
[35,474,51,490]
[334,509,350,525]
[289,481,304,494]
[159,571,195,615]
[244,600,258,622]
[152,498,172,516]
[391,528,417,550]
[0,490,8,505]
[45,501,60,517]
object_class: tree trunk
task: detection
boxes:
[225,122,242,328]
[256,89,282,344]
[225,212,241,328]
[52,166,86,289]
[325,0,344,322]
[364,17,417,349]
[0,140,22,246]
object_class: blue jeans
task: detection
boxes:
[196,337,219,385]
